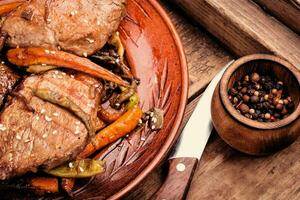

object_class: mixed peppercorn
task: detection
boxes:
[228,72,295,122]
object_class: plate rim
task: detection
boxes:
[108,0,188,199]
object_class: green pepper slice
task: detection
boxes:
[45,159,105,178]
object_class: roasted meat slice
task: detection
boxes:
[26,70,104,135]
[0,62,19,107]
[1,0,127,56]
[0,90,89,180]
[0,70,103,180]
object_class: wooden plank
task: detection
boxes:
[161,2,233,98]
[254,0,300,34]
[171,0,300,69]
[187,133,300,200]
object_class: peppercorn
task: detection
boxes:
[250,95,259,103]
[241,87,247,94]
[276,103,283,111]
[239,104,249,114]
[242,95,250,103]
[271,88,278,95]
[251,73,260,82]
[265,113,271,119]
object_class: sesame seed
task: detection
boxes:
[141,137,146,141]
[62,72,66,76]
[70,11,76,16]
[79,166,84,172]
[87,103,93,108]
[94,84,99,88]
[58,46,61,50]
[46,18,51,22]
[75,121,80,125]
[139,119,143,124]
[53,112,59,117]
[115,58,120,64]
[1,61,5,64]
[75,130,80,135]
[52,130,58,135]
[45,116,52,122]
[0,124,3,127]
[86,38,95,43]
[69,162,74,168]
[83,19,88,23]
[57,75,63,79]
[146,115,150,120]
[150,112,154,117]
[126,134,129,137]
[24,139,31,143]
[151,125,156,130]
[55,71,59,75]
[152,117,157,123]
[36,116,40,120]
[50,51,56,54]
[42,63,47,66]
[42,133,48,138]
[70,75,75,78]
[83,52,88,57]
[115,103,120,107]
[52,74,57,79]
[0,126,6,131]
[41,109,46,114]
[45,50,50,54]
[97,20,101,25]
[116,31,119,36]
[16,135,22,140]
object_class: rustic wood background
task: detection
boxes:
[124,1,300,199]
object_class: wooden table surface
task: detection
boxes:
[124,1,300,200]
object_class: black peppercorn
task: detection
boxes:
[228,72,294,122]
[250,95,259,103]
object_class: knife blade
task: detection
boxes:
[152,60,234,200]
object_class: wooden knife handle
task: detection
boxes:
[152,157,198,200]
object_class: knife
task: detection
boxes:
[152,61,234,200]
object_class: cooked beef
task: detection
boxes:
[0,62,19,107]
[28,70,105,134]
[0,70,102,180]
[1,0,127,56]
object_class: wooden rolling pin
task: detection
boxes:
[170,0,300,69]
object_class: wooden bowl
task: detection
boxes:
[211,54,300,155]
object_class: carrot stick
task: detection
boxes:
[30,177,59,193]
[78,105,143,158]
[7,48,129,86]
[0,0,25,15]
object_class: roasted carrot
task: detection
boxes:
[30,177,59,194]
[7,47,129,86]
[78,105,143,158]
[0,0,25,16]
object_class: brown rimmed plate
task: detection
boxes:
[15,0,187,199]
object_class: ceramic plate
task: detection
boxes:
[10,0,187,199]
